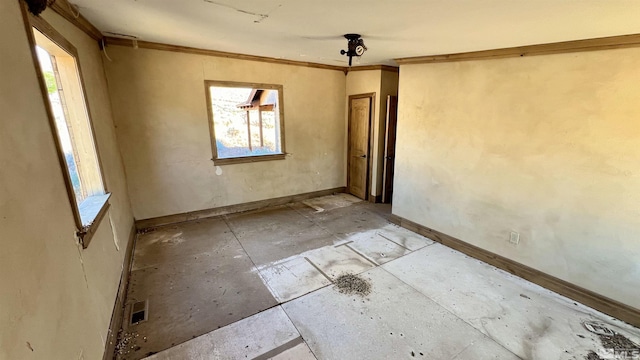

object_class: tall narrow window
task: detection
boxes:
[205,81,286,165]
[31,23,109,246]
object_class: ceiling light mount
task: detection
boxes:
[340,33,367,66]
[23,0,57,16]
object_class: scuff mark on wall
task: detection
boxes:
[109,211,120,251]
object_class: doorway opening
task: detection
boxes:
[382,95,398,204]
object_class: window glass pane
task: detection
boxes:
[36,46,84,205]
[260,110,281,154]
[209,86,283,159]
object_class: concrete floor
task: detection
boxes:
[118,194,640,360]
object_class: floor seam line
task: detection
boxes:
[250,336,305,360]
[344,243,380,267]
[286,203,343,243]
[279,305,321,360]
[304,256,334,283]
[448,342,475,360]
[378,266,523,360]
[221,215,281,300]
[376,233,412,250]
[135,303,286,359]
[333,240,353,247]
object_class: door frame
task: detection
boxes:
[347,92,375,201]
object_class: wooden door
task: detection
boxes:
[348,94,373,200]
[382,95,398,203]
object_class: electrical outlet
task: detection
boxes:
[509,231,520,245]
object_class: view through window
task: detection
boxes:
[207,82,285,161]
[33,27,105,226]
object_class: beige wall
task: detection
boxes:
[0,3,134,359]
[104,45,346,220]
[345,70,399,199]
[393,49,640,308]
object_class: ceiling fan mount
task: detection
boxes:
[23,0,57,15]
[340,33,367,66]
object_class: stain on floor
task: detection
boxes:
[116,194,640,360]
[584,330,640,360]
[117,195,394,359]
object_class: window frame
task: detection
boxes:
[25,11,110,248]
[204,80,287,166]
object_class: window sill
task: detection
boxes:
[77,193,111,249]
[212,153,286,166]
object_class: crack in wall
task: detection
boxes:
[203,0,281,23]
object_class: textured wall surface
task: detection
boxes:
[394,49,640,308]
[0,4,134,360]
[105,46,347,219]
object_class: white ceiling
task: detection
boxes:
[72,0,640,66]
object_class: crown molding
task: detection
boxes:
[104,37,349,72]
[49,0,102,40]
[396,33,640,65]
[347,65,399,73]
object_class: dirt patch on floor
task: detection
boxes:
[600,333,640,352]
[334,274,371,297]
[585,351,602,360]
[115,330,145,357]
[584,331,640,360]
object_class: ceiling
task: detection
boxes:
[72,0,640,66]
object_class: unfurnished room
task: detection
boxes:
[1,0,640,359]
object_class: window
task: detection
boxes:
[205,81,286,165]
[30,18,109,247]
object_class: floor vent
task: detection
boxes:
[130,300,149,325]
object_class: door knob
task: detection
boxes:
[360,154,367,158]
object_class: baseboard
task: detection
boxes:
[135,187,347,230]
[368,194,382,203]
[389,214,640,328]
[103,224,138,360]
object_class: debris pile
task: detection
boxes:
[115,330,140,356]
[599,333,640,352]
[583,323,640,360]
[334,274,371,297]
[585,351,601,360]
